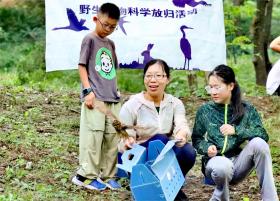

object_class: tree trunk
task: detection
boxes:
[233,0,245,6]
[252,0,273,85]
[187,71,198,94]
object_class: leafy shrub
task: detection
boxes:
[271,1,280,39]
[0,27,8,42]
[117,69,144,93]
[0,0,45,71]
[16,41,45,85]
[224,0,255,59]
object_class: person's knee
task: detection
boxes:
[183,144,196,163]
[206,157,233,180]
[249,137,270,154]
[211,166,233,180]
[176,144,196,163]
[173,144,196,176]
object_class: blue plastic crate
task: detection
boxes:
[131,164,166,200]
[117,140,184,201]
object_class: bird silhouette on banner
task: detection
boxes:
[52,8,89,32]
[117,16,129,35]
[173,0,211,8]
[180,25,193,70]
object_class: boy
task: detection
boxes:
[72,3,121,191]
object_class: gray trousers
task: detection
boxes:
[205,137,279,201]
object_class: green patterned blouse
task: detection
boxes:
[192,101,269,157]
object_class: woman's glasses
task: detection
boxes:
[97,18,117,31]
[205,85,225,94]
[144,74,167,81]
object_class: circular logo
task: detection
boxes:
[95,47,116,80]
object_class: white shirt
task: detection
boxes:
[266,59,280,95]
[119,92,191,144]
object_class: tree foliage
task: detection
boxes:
[223,0,255,60]
[0,0,44,74]
[0,0,44,43]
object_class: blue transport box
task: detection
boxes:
[117,140,184,201]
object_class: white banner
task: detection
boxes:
[45,0,226,72]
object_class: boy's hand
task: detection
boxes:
[85,92,95,109]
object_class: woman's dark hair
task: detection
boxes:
[143,59,170,79]
[99,3,120,20]
[209,64,245,122]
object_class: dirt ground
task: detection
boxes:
[0,86,279,200]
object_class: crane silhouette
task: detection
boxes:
[52,8,89,32]
[180,25,193,70]
[172,0,211,8]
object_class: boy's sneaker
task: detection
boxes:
[72,176,107,191]
[106,179,122,190]
[98,178,121,190]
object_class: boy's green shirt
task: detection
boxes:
[192,101,269,157]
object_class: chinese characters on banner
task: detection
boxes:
[45,0,226,72]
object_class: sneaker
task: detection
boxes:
[106,179,122,190]
[72,176,107,191]
[98,178,121,190]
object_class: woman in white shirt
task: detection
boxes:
[119,59,196,200]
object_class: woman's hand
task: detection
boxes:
[174,130,188,147]
[84,92,95,109]
[124,136,135,149]
[220,124,235,136]
[207,145,217,157]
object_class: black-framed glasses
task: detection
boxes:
[144,74,167,80]
[97,18,117,31]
